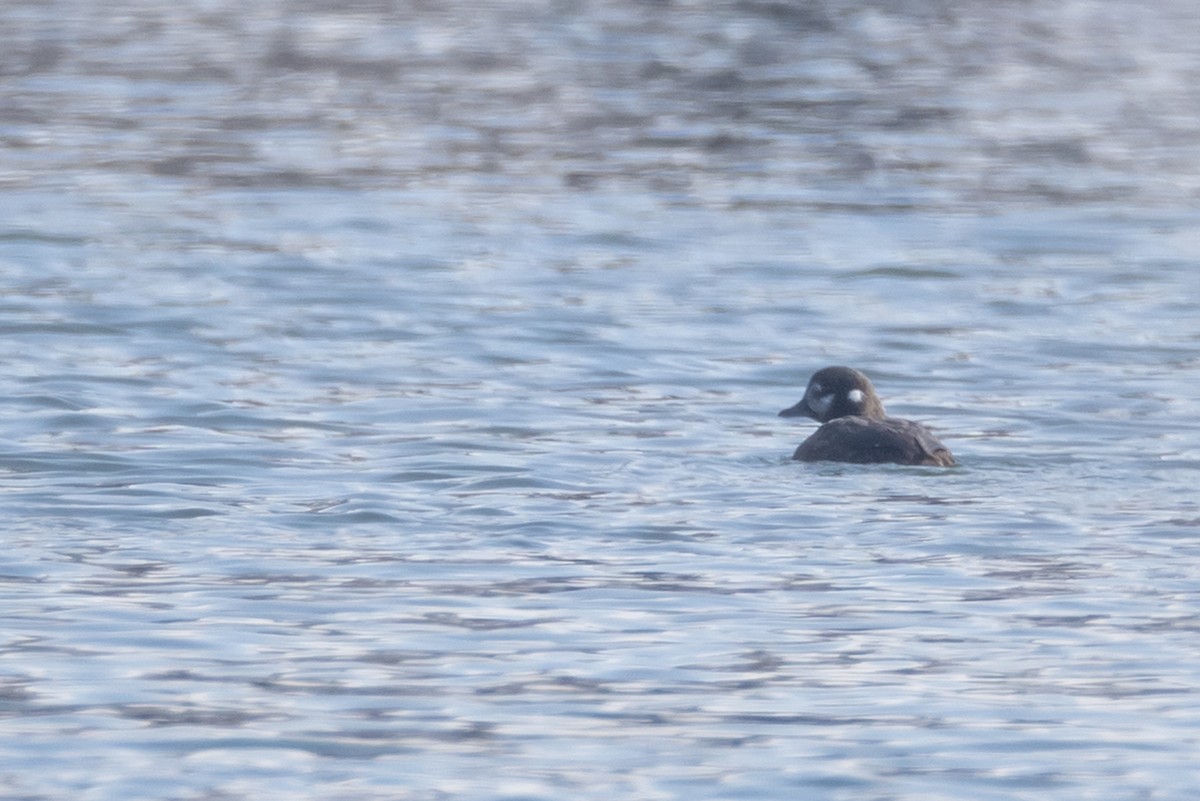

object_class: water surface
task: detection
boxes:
[2,2,1199,799]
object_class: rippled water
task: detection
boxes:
[2,1,1200,799]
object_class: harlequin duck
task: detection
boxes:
[779,366,955,466]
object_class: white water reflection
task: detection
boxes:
[2,2,1200,800]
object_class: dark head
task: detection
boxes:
[779,366,887,423]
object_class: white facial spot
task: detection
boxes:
[811,392,834,416]
[847,389,865,405]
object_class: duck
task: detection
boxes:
[779,366,955,466]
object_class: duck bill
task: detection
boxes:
[778,398,816,419]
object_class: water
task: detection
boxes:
[2,1,1200,799]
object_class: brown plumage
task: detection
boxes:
[779,366,955,467]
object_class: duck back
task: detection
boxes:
[793,416,955,466]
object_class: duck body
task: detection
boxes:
[779,366,955,467]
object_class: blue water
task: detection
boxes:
[2,2,1200,799]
